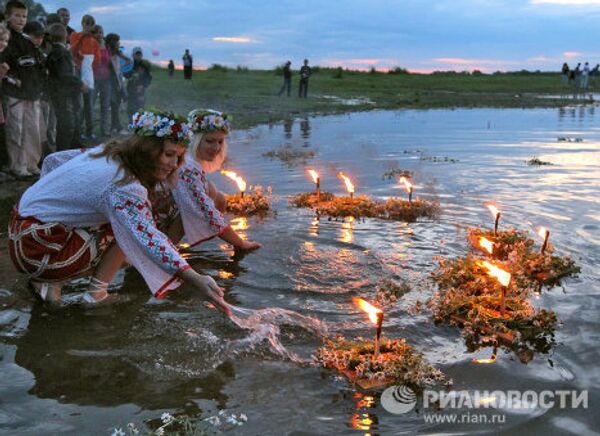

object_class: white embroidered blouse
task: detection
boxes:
[19,149,189,297]
[41,147,228,246]
[171,157,228,247]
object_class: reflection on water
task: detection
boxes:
[339,216,355,244]
[350,392,378,433]
[2,107,600,433]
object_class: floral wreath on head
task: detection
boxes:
[188,109,232,134]
[129,109,194,147]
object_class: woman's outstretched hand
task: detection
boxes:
[195,274,232,316]
[180,269,231,316]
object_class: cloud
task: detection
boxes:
[563,52,580,57]
[531,0,600,4]
[212,37,257,43]
[434,58,506,66]
[88,6,125,14]
[350,59,380,65]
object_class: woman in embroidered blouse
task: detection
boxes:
[8,110,231,315]
[158,109,261,250]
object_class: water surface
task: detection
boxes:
[1,106,598,435]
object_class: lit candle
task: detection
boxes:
[221,170,247,198]
[399,176,413,203]
[538,227,550,255]
[487,204,501,236]
[338,172,355,200]
[308,169,320,199]
[353,297,384,358]
[477,260,511,315]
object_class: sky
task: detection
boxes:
[42,0,600,72]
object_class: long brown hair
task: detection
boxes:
[91,135,171,190]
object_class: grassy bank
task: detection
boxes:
[146,68,596,129]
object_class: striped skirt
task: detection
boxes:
[8,209,114,281]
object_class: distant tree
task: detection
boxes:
[332,66,343,79]
[209,63,229,72]
[388,66,409,75]
[471,69,483,76]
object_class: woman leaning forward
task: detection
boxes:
[8,109,230,314]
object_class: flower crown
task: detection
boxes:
[129,109,194,146]
[188,109,232,134]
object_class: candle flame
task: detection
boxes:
[473,356,497,364]
[479,236,494,254]
[338,172,355,194]
[487,204,500,219]
[307,169,319,183]
[477,260,511,287]
[221,170,247,192]
[538,227,549,240]
[399,176,413,193]
[353,297,382,325]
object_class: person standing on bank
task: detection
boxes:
[3,0,46,178]
[125,47,152,117]
[57,7,74,40]
[298,58,311,98]
[182,49,192,80]
[70,14,100,141]
[46,23,85,151]
[278,60,291,97]
[168,59,175,78]
[561,63,569,87]
[105,32,130,135]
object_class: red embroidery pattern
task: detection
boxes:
[180,167,224,232]
[114,198,183,271]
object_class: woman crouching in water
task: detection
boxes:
[8,109,230,314]
[154,109,261,251]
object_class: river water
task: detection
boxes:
[0,106,598,435]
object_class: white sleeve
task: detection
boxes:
[171,161,228,247]
[106,183,190,298]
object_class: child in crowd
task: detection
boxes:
[70,14,99,141]
[125,47,152,117]
[3,0,45,178]
[105,33,130,134]
[91,25,111,138]
[0,24,11,178]
[23,21,53,156]
[46,23,85,150]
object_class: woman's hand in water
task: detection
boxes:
[180,269,231,316]
[236,240,262,251]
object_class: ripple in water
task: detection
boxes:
[226,304,328,363]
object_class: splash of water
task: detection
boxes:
[226,304,328,363]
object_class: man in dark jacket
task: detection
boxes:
[298,58,311,98]
[3,0,46,177]
[57,8,75,39]
[46,23,84,150]
[278,60,292,97]
[125,47,152,117]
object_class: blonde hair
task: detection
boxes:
[189,132,228,173]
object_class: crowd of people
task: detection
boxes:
[0,1,262,312]
[561,62,599,91]
[0,1,153,181]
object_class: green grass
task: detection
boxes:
[146,68,596,129]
